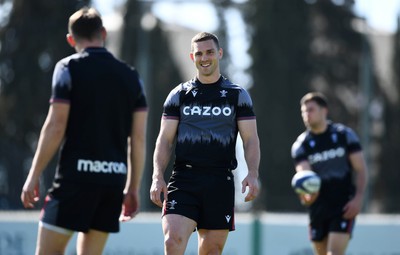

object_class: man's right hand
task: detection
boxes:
[150,178,168,208]
[21,177,40,209]
[299,192,319,206]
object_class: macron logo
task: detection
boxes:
[77,159,127,174]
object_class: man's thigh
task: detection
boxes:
[162,213,197,251]
[36,223,73,255]
[77,229,109,255]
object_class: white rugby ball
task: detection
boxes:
[291,170,321,194]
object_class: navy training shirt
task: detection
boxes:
[163,76,256,170]
[50,47,147,188]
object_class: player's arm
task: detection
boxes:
[120,110,148,221]
[238,119,260,202]
[294,161,319,206]
[343,151,368,219]
[21,103,69,208]
[150,118,179,207]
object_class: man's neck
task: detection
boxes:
[310,121,328,134]
[197,74,221,84]
[75,40,104,52]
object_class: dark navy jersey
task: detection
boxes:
[163,76,256,170]
[50,47,147,187]
[291,122,362,211]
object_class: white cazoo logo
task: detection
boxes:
[308,147,345,164]
[183,106,232,116]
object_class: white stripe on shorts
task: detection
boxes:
[39,221,74,235]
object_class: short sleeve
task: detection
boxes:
[133,78,148,111]
[291,133,308,163]
[344,127,362,153]
[162,85,181,119]
[50,61,72,104]
[237,88,256,120]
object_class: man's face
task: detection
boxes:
[301,101,327,129]
[190,39,222,77]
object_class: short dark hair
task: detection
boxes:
[68,7,103,41]
[300,92,328,108]
[191,32,220,52]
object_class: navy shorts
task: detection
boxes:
[309,214,355,241]
[163,166,235,231]
[41,182,124,233]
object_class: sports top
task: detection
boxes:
[163,76,256,170]
[291,122,362,209]
[50,47,147,187]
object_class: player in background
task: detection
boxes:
[21,7,148,255]
[291,92,368,255]
[150,32,260,255]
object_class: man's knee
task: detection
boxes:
[164,233,186,252]
[199,243,224,255]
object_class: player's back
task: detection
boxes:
[53,48,145,186]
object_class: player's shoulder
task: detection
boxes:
[164,79,196,106]
[329,122,354,135]
[167,79,195,95]
[219,77,254,106]
[168,78,201,97]
[181,78,197,91]
[292,131,311,150]
[291,131,310,157]
[220,76,244,91]
[57,51,104,71]
[53,53,83,80]
[95,51,140,78]
[56,52,81,68]
[329,122,360,145]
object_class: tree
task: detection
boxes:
[247,0,312,211]
[377,16,400,212]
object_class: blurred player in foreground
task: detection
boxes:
[21,7,148,255]
[150,32,260,255]
[291,92,368,255]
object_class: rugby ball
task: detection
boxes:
[291,170,321,194]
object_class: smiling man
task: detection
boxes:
[150,32,261,255]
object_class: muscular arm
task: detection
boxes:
[238,119,260,202]
[150,118,179,207]
[21,103,70,208]
[343,151,368,219]
[121,110,148,221]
